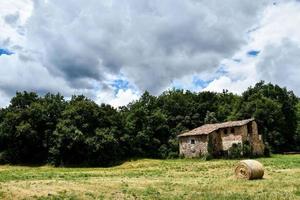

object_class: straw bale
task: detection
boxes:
[235,160,264,180]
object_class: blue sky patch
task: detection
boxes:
[247,50,260,57]
[216,66,228,75]
[0,48,13,56]
[111,79,130,92]
[192,77,212,88]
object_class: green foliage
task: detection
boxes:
[263,143,272,157]
[227,142,252,159]
[235,81,299,152]
[202,153,213,161]
[49,96,123,166]
[296,102,300,151]
[0,81,298,166]
[0,92,65,164]
[204,111,217,124]
[207,134,214,158]
[228,143,243,159]
[242,141,251,157]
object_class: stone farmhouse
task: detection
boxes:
[178,118,264,158]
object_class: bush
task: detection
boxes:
[227,141,262,159]
[228,143,243,159]
[264,143,272,157]
[242,141,251,157]
[202,153,213,161]
[179,154,185,159]
[158,145,168,159]
[167,152,178,159]
[0,151,9,164]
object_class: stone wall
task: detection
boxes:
[179,120,265,158]
[219,122,264,155]
[179,135,208,158]
[220,126,244,151]
[249,121,264,155]
[210,131,223,156]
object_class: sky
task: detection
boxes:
[0,0,300,107]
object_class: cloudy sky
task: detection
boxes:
[0,0,300,107]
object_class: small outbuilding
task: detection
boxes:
[178,118,264,158]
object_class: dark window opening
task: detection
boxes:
[191,139,195,144]
[224,129,228,135]
[247,122,253,134]
[231,128,235,133]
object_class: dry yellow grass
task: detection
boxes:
[0,154,299,200]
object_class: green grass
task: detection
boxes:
[0,154,299,200]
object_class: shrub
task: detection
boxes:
[264,143,272,157]
[158,144,168,159]
[179,154,185,159]
[242,141,251,157]
[202,153,213,161]
[167,152,178,159]
[0,151,9,164]
[228,143,243,159]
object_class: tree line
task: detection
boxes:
[0,81,299,166]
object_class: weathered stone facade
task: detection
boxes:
[179,135,208,158]
[178,119,264,158]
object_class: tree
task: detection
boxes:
[295,102,300,151]
[49,96,122,166]
[0,81,298,166]
[235,81,299,152]
[204,111,217,124]
[0,92,65,164]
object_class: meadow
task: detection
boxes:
[0,155,299,200]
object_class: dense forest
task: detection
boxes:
[0,81,299,166]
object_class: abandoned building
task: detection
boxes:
[178,118,264,158]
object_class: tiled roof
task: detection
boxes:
[178,118,254,137]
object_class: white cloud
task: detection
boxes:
[110,89,140,107]
[23,0,268,94]
[96,88,140,108]
[203,76,254,94]
[0,54,73,96]
[204,1,300,96]
[0,90,11,108]
[0,0,33,48]
[2,0,300,108]
[250,1,300,48]
[256,40,300,94]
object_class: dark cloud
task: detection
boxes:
[4,12,19,26]
[24,0,268,94]
[0,38,11,47]
[0,54,73,97]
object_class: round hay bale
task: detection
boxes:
[235,160,264,180]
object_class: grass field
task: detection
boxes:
[0,155,299,200]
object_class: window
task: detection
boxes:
[191,139,195,144]
[247,122,253,134]
[224,129,228,135]
[231,128,235,133]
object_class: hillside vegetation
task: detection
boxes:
[0,81,299,166]
[0,155,299,200]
